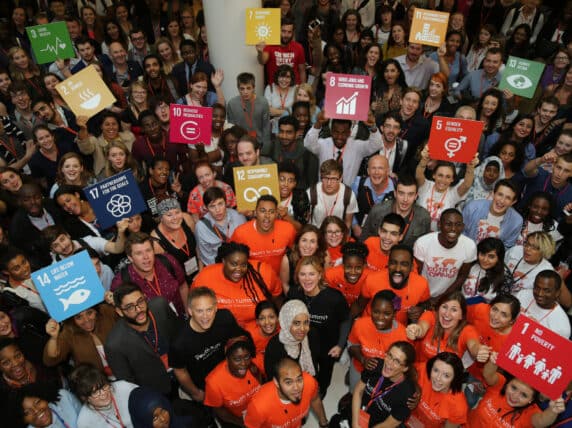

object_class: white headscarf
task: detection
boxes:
[278,300,316,376]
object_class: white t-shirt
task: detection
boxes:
[505,246,555,297]
[515,221,563,247]
[519,289,571,338]
[414,232,477,297]
[475,212,504,243]
[417,180,464,231]
[307,184,358,227]
[462,264,498,303]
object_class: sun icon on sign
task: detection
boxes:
[256,24,272,40]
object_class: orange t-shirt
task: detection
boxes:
[325,265,374,306]
[192,261,282,330]
[406,363,468,428]
[244,371,318,428]
[360,270,430,325]
[467,374,541,428]
[204,360,261,418]
[245,323,279,377]
[231,220,296,274]
[416,310,479,362]
[364,237,388,271]
[348,316,409,372]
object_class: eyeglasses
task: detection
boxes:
[385,352,405,366]
[321,176,340,183]
[121,296,147,313]
[279,176,296,184]
[555,56,569,61]
[523,242,540,251]
[89,384,111,398]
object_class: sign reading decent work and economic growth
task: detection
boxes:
[427,116,483,163]
[497,315,570,400]
[84,170,147,229]
[409,8,450,47]
[234,163,280,211]
[33,251,105,322]
[26,21,75,64]
[245,8,281,45]
[499,56,545,98]
[55,65,117,118]
[169,104,213,145]
[324,73,372,121]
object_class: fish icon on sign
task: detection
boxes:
[59,289,91,311]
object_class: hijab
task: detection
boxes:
[128,386,187,428]
[465,156,505,203]
[278,300,316,376]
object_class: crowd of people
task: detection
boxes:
[0,0,571,427]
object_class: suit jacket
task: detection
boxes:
[172,60,216,94]
[70,55,112,75]
[102,60,144,87]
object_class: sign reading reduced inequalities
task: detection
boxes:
[427,116,483,163]
[499,56,545,98]
[26,21,75,64]
[497,315,571,399]
[234,164,280,211]
[324,72,372,121]
[169,104,212,145]
[409,8,450,47]
[84,170,146,230]
[33,251,105,322]
[245,8,281,45]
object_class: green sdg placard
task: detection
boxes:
[27,21,76,64]
[499,56,545,99]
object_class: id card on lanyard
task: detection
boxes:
[359,376,402,428]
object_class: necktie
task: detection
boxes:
[335,149,343,168]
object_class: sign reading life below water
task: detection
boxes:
[499,56,545,99]
[33,251,105,322]
[245,8,281,45]
[324,72,372,121]
[233,163,280,211]
[169,104,212,145]
[427,116,483,163]
[84,170,147,230]
[497,315,571,400]
[409,8,450,47]
[27,21,76,64]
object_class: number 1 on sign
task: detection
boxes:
[236,170,245,181]
[36,273,51,287]
[89,188,99,199]
[521,322,529,334]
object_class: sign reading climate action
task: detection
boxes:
[245,8,281,45]
[324,72,372,121]
[499,56,545,98]
[169,104,212,145]
[409,8,449,47]
[234,164,280,211]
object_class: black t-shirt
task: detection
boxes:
[360,362,416,427]
[169,309,245,390]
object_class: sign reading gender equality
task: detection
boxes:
[56,65,117,118]
[324,73,372,121]
[427,116,483,163]
[33,251,105,322]
[245,8,281,45]
[84,170,146,230]
[27,21,75,64]
[409,8,449,47]
[169,104,213,145]
[499,56,545,99]
[234,164,280,211]
[497,315,570,400]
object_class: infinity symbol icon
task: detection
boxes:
[244,186,272,203]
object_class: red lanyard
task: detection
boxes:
[52,409,72,428]
[278,88,289,109]
[26,77,43,94]
[145,135,166,158]
[524,300,557,323]
[148,179,168,200]
[148,78,166,98]
[61,126,78,136]
[142,311,159,353]
[241,98,255,130]
[366,375,402,410]
[427,185,449,221]
[94,394,126,428]
[399,208,415,238]
[213,221,231,242]
[145,272,162,296]
[0,136,18,159]
[321,190,340,217]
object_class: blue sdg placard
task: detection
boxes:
[84,169,146,230]
[32,251,105,322]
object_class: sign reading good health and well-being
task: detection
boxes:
[55,65,116,118]
[84,170,146,229]
[427,116,483,163]
[324,73,372,121]
[33,251,105,322]
[245,8,281,45]
[26,21,75,64]
[234,163,280,211]
[497,315,571,400]
[499,56,545,99]
[409,8,450,47]
[169,104,212,145]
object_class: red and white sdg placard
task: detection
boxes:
[169,104,212,145]
[324,73,372,121]
[427,116,483,163]
[497,315,571,400]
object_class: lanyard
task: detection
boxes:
[145,135,166,158]
[52,409,72,428]
[321,190,340,217]
[524,299,557,323]
[241,98,255,130]
[0,136,18,159]
[142,311,159,353]
[427,185,448,221]
[365,375,402,410]
[543,175,569,197]
[94,394,126,428]
[278,88,290,109]
[213,222,231,242]
[145,271,162,296]
[399,208,415,238]
[511,257,540,285]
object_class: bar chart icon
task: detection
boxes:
[336,92,359,115]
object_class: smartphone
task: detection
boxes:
[564,209,572,217]
[308,19,321,31]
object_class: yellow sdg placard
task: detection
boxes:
[234,164,280,211]
[55,65,116,118]
[245,8,281,45]
[409,8,450,47]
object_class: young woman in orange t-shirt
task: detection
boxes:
[246,300,279,377]
[320,216,350,267]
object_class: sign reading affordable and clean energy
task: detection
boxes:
[409,8,450,47]
[26,21,75,64]
[499,56,545,98]
[234,163,280,211]
[427,116,483,163]
[497,315,571,400]
[55,65,117,118]
[169,104,212,145]
[33,251,105,322]
[84,170,146,229]
[324,72,372,121]
[245,8,281,45]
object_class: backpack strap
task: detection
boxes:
[200,217,228,242]
[121,253,176,283]
[342,185,352,219]
[309,184,318,219]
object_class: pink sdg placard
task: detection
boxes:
[324,73,372,121]
[169,104,212,145]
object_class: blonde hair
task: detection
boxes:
[8,47,41,80]
[296,83,318,117]
[294,255,326,286]
[103,140,141,180]
[526,231,556,260]
[155,37,181,74]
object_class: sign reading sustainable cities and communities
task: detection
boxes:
[27,21,75,64]
[324,73,372,121]
[409,8,450,47]
[245,8,281,45]
[499,56,545,98]
[234,164,280,211]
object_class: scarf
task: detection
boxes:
[278,300,316,376]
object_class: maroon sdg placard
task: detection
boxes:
[324,72,371,121]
